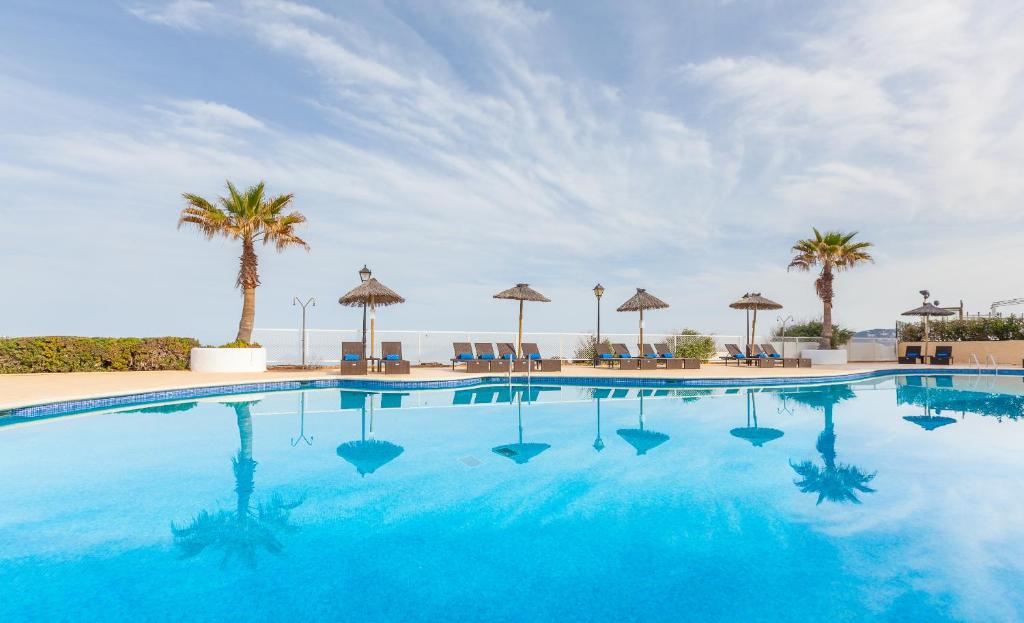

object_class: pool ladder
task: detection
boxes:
[969,353,999,375]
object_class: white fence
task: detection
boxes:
[252,328,897,366]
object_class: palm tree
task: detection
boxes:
[787,229,873,348]
[171,400,303,567]
[787,386,876,505]
[179,181,308,344]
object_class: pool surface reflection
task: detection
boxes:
[2,374,1023,622]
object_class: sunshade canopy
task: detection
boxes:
[616,288,669,312]
[729,293,783,311]
[338,278,405,307]
[901,302,955,317]
[493,283,550,302]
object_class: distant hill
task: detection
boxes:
[854,328,896,338]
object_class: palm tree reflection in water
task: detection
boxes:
[172,400,303,567]
[788,386,876,505]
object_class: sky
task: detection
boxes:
[1,0,1023,343]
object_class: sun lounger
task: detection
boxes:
[613,343,648,370]
[475,343,509,372]
[521,342,562,372]
[652,342,701,370]
[340,341,368,375]
[928,345,953,365]
[380,341,410,375]
[497,343,530,372]
[748,344,777,368]
[451,342,488,373]
[721,343,754,366]
[595,342,617,367]
[899,345,924,364]
[759,344,810,368]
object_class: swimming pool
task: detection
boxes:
[2,374,1022,622]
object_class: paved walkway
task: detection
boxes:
[0,362,1016,410]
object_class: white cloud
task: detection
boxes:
[129,0,217,29]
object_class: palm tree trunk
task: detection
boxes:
[235,237,259,343]
[819,267,834,349]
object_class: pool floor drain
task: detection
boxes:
[459,455,483,468]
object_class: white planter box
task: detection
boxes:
[190,347,267,373]
[801,349,848,365]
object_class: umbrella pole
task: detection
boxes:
[745,309,750,356]
[750,308,758,356]
[639,308,644,353]
[924,315,930,360]
[370,301,377,359]
[517,299,524,358]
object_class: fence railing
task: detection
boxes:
[253,328,897,366]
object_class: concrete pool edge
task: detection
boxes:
[3,367,1021,420]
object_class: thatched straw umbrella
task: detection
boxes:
[338,277,405,358]
[493,283,550,357]
[901,291,954,360]
[616,288,669,353]
[729,293,783,357]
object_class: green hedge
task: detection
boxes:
[0,337,199,373]
[897,317,1024,342]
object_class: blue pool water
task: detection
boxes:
[2,374,1024,622]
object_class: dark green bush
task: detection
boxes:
[897,317,1024,342]
[0,336,199,373]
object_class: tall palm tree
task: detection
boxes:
[787,229,873,348]
[171,400,303,567]
[787,386,876,505]
[179,181,308,344]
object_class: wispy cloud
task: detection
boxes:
[2,0,1023,338]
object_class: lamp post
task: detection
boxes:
[359,265,371,357]
[293,297,316,367]
[776,314,793,358]
[593,283,605,366]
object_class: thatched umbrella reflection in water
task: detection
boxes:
[171,398,303,567]
[492,386,550,464]
[901,377,957,431]
[493,283,550,357]
[338,276,406,358]
[616,289,669,354]
[729,293,783,357]
[336,391,405,476]
[901,290,955,361]
[617,391,670,455]
[730,389,784,447]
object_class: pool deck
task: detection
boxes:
[2,361,1019,411]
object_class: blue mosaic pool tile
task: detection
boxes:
[4,367,1020,421]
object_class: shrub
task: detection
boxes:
[897,317,1024,342]
[772,319,854,347]
[672,329,717,361]
[0,336,199,373]
[218,340,262,348]
[573,335,613,361]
